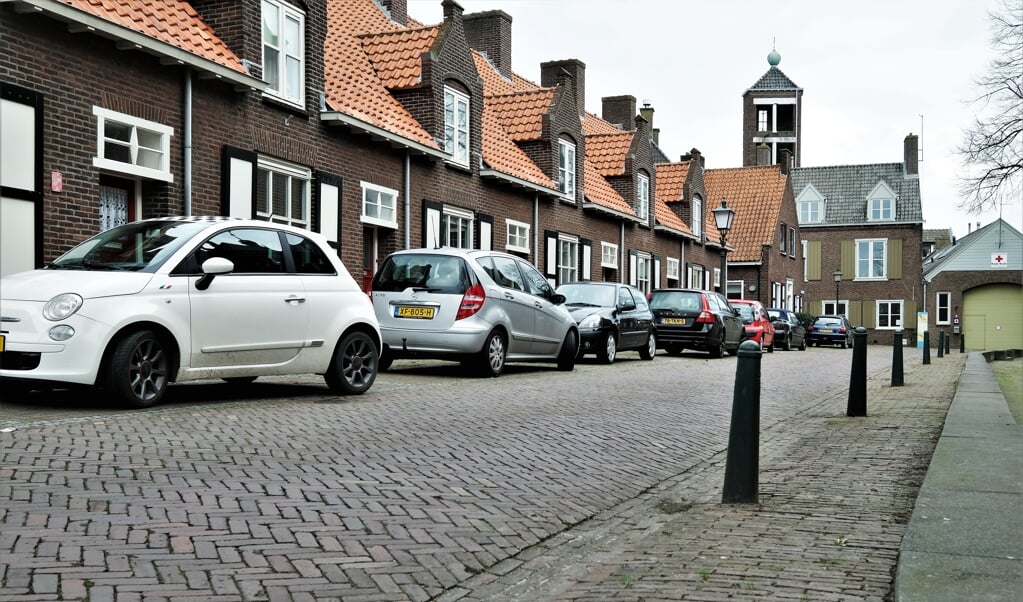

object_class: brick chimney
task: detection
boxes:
[380,0,407,26]
[904,133,919,176]
[640,101,660,145]
[681,148,705,168]
[463,10,513,78]
[541,59,585,116]
[442,0,463,22]
[602,95,636,131]
[778,148,792,175]
[756,143,771,166]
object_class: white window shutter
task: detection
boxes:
[629,251,638,286]
[546,231,557,276]
[423,200,442,248]
[581,241,592,280]
[654,257,661,289]
[318,179,340,245]
[228,156,254,218]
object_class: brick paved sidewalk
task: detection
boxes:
[449,352,966,601]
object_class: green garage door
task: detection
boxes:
[963,284,1023,351]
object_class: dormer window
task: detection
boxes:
[866,181,897,221]
[796,184,825,224]
[558,139,576,196]
[636,173,649,220]
[262,0,305,107]
[444,87,470,166]
[692,196,703,237]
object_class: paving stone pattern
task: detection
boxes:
[0,347,963,601]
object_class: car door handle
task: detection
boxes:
[504,292,516,300]
[534,301,543,309]
[285,295,306,304]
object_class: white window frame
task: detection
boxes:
[692,197,702,237]
[506,219,530,254]
[262,0,305,107]
[601,241,619,268]
[93,107,173,182]
[936,292,952,325]
[855,238,888,280]
[788,227,796,257]
[868,197,895,221]
[557,234,579,284]
[798,199,823,224]
[636,173,649,220]
[443,206,474,249]
[360,182,398,229]
[256,156,310,228]
[636,253,651,294]
[824,301,847,317]
[758,109,768,131]
[444,87,470,167]
[558,139,576,197]
[876,299,904,330]
[779,223,787,254]
[802,240,808,281]
[666,257,680,281]
[713,267,721,288]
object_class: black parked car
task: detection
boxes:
[648,288,744,358]
[806,315,855,348]
[556,281,656,364]
[767,308,807,351]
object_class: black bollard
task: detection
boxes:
[722,340,762,504]
[923,331,931,365]
[937,330,945,358]
[891,329,904,387]
[945,331,951,355]
[960,333,965,353]
[847,327,868,416]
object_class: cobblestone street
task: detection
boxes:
[1,346,962,601]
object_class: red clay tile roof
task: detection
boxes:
[359,26,439,89]
[584,159,634,216]
[704,165,789,261]
[655,199,691,234]
[655,162,690,203]
[63,0,246,73]
[486,89,555,142]
[481,106,555,188]
[586,132,634,177]
[324,0,438,148]
[473,52,538,95]
[582,112,622,135]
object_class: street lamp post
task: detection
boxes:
[833,269,843,315]
[713,199,736,297]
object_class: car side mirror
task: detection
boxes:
[196,256,234,291]
[620,302,636,311]
[550,293,567,305]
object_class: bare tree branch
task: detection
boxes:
[958,0,1023,214]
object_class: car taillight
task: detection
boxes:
[838,326,847,333]
[696,311,715,324]
[456,284,486,320]
[807,326,814,332]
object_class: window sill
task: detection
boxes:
[443,159,472,173]
[261,94,309,117]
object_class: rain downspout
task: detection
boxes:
[533,193,539,268]
[403,151,411,248]
[183,70,192,216]
[619,223,625,283]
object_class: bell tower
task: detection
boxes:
[742,46,803,169]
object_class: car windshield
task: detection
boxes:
[735,304,754,320]
[768,310,782,320]
[649,291,703,312]
[559,284,615,307]
[48,220,212,273]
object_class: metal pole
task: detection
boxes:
[720,237,728,297]
[945,331,951,355]
[937,331,945,358]
[891,329,904,386]
[923,331,931,365]
[960,333,965,353]
[847,327,868,416]
[722,340,762,504]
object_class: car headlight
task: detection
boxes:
[579,314,603,330]
[43,293,84,321]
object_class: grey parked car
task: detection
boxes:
[369,248,578,376]
[767,307,807,351]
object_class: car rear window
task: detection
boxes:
[649,291,703,312]
[373,254,468,293]
[815,317,843,326]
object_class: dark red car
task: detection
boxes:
[730,299,775,352]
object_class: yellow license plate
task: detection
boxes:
[395,306,436,319]
[820,328,833,333]
[0,333,4,352]
[662,318,688,326]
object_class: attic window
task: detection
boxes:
[636,174,650,220]
[444,87,470,166]
[558,139,576,197]
[262,0,305,107]
[692,196,703,237]
[869,197,895,221]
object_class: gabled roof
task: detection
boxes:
[790,163,924,226]
[486,89,556,142]
[586,132,635,177]
[324,0,440,149]
[11,0,261,88]
[746,66,801,92]
[359,26,440,89]
[704,165,790,262]
[480,105,555,188]
[923,219,1023,280]
[655,162,690,203]
[583,159,636,219]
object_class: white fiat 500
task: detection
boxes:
[0,216,381,407]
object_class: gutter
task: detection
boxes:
[582,200,644,224]
[321,112,446,159]
[12,0,265,91]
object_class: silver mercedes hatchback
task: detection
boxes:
[369,248,578,376]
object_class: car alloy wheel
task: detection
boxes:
[108,329,170,408]
[557,330,577,371]
[477,330,507,377]
[326,331,378,394]
[598,331,617,364]
[640,332,656,360]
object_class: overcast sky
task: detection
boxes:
[410,0,1022,238]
